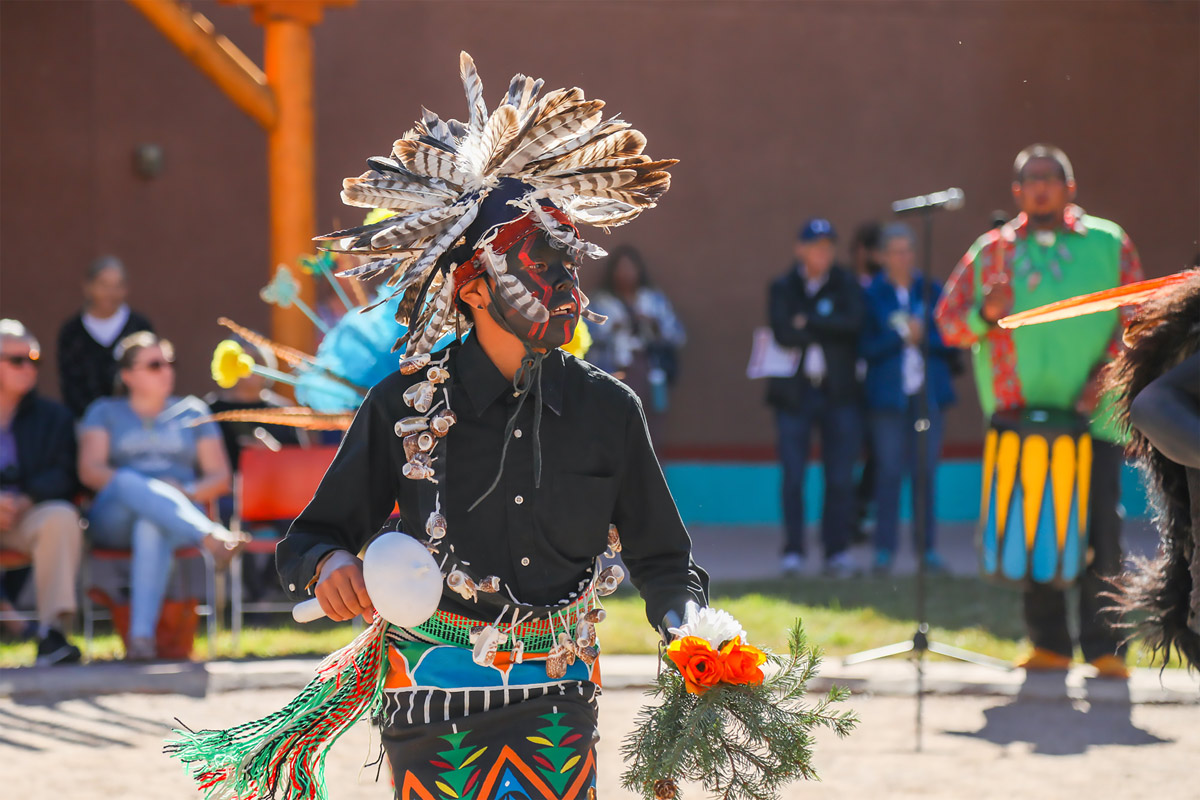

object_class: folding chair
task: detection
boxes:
[81,544,220,659]
[229,445,339,647]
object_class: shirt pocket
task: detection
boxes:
[539,471,618,561]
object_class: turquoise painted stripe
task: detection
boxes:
[662,460,1150,527]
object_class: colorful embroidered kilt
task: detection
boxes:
[379,610,602,800]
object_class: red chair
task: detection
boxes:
[0,549,36,629]
[229,445,340,646]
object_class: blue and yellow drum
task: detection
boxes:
[979,410,1091,589]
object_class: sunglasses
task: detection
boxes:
[133,359,174,372]
[1,354,38,368]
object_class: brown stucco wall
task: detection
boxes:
[2,0,1197,455]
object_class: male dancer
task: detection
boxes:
[936,144,1142,677]
[275,54,707,797]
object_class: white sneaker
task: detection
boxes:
[823,551,858,579]
[781,552,805,577]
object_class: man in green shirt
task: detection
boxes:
[936,144,1143,678]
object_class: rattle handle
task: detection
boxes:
[292,598,327,624]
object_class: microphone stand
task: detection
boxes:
[841,202,1010,752]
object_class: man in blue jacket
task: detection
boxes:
[767,219,865,577]
[861,224,956,574]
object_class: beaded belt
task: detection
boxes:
[403,583,599,653]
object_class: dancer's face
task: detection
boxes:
[488,233,581,350]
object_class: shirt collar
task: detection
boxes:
[1007,203,1088,239]
[454,333,566,418]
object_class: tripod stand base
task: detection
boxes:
[843,631,1013,671]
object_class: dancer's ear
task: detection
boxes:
[457,276,491,321]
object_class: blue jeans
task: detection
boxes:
[87,469,218,639]
[776,386,862,559]
[869,396,944,555]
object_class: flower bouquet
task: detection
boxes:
[621,603,857,800]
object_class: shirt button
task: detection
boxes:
[521,557,531,566]
[288,583,296,592]
[514,429,523,439]
[514,495,524,505]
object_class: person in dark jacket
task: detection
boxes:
[861,224,956,574]
[767,219,865,577]
[56,256,154,418]
[0,320,83,665]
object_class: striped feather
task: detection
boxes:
[504,100,605,173]
[532,116,630,164]
[393,141,466,186]
[534,169,637,196]
[216,318,315,367]
[408,277,456,355]
[200,408,354,431]
[460,103,519,177]
[539,130,647,174]
[459,51,488,134]
[334,254,410,280]
[369,204,465,250]
[480,247,548,323]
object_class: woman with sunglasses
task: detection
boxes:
[77,331,244,660]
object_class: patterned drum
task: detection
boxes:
[979,409,1091,589]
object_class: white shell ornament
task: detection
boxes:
[403,381,436,413]
[360,532,442,627]
[511,639,525,664]
[596,564,625,596]
[425,511,447,540]
[402,453,436,482]
[476,575,501,593]
[395,416,429,437]
[470,624,505,667]
[446,569,478,601]
[430,409,457,437]
[399,354,431,375]
[426,366,450,385]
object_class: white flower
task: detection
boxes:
[667,601,747,648]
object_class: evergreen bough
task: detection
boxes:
[621,620,857,800]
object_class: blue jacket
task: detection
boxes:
[861,273,956,411]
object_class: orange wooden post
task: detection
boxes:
[127,0,354,353]
[262,10,317,353]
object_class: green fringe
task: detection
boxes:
[164,617,390,800]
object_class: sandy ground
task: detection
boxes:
[1,686,1193,799]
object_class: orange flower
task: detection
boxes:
[667,636,725,694]
[719,637,767,686]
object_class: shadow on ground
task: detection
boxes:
[945,673,1170,755]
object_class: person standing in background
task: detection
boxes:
[935,144,1143,678]
[849,221,883,544]
[586,245,687,443]
[766,219,865,578]
[861,224,955,575]
[57,256,154,418]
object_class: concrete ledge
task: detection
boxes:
[2,654,1195,704]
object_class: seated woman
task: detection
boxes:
[78,332,243,660]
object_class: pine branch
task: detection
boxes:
[621,619,859,800]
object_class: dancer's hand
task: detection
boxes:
[315,551,375,621]
[980,274,1014,323]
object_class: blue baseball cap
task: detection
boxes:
[798,218,837,242]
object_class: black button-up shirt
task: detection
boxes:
[277,334,708,631]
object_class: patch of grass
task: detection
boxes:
[0,577,1181,668]
[597,576,1027,661]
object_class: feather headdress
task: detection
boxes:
[316,51,676,357]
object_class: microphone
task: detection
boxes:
[892,188,965,215]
